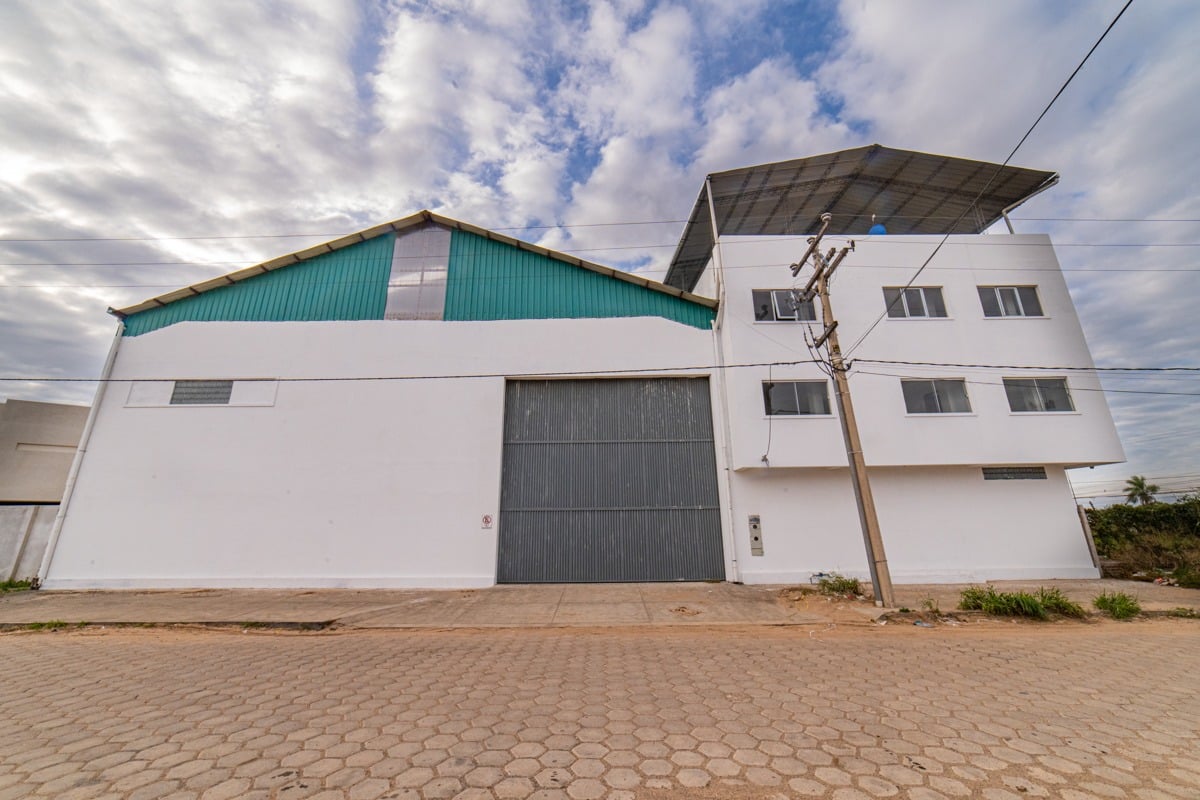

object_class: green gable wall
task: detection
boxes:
[121,234,396,336]
[120,225,714,336]
[443,230,714,330]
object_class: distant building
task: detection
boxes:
[1,398,88,581]
[40,145,1122,589]
[0,398,88,504]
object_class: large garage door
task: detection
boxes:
[498,378,725,582]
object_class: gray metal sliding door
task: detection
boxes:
[498,378,725,583]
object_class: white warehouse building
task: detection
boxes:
[40,146,1124,590]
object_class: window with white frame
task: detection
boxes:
[762,380,831,415]
[1003,378,1074,412]
[978,286,1044,317]
[900,379,971,414]
[883,287,947,318]
[752,289,817,322]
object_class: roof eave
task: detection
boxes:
[112,211,717,319]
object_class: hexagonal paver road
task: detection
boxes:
[1,622,1198,799]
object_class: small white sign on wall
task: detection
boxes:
[481,514,494,529]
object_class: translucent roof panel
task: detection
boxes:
[664,144,1058,292]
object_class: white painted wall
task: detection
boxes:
[0,505,56,581]
[46,232,1120,588]
[714,233,1125,470]
[0,399,88,503]
[44,317,717,589]
[730,466,1098,584]
[712,232,1116,583]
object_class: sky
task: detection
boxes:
[0,0,1197,503]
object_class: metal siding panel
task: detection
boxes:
[498,378,724,583]
[122,234,394,336]
[444,229,714,330]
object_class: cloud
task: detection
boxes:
[0,0,1195,497]
[557,3,698,142]
[695,58,851,171]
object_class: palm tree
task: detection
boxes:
[1124,475,1160,505]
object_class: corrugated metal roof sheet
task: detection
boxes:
[112,211,710,333]
[116,211,717,335]
[121,234,395,336]
[445,230,715,330]
[665,144,1059,292]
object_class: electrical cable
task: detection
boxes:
[6,240,1200,268]
[853,359,1200,373]
[842,0,1136,358]
[854,371,1200,398]
[0,358,822,384]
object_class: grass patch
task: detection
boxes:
[1034,587,1087,618]
[958,585,1088,620]
[1094,591,1141,620]
[1174,565,1200,589]
[958,586,1047,619]
[1167,607,1198,619]
[24,620,68,631]
[0,579,32,593]
[817,574,862,597]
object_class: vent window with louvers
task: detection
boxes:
[169,380,234,405]
[982,467,1048,481]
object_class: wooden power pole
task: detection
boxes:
[793,214,895,607]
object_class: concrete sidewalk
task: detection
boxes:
[1,578,1196,629]
[0,582,832,628]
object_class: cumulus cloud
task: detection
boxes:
[0,0,1195,495]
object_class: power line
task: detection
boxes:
[0,358,822,384]
[842,0,1136,358]
[3,215,1198,245]
[3,258,1199,280]
[1070,472,1200,487]
[7,260,1200,290]
[7,240,1200,268]
[6,360,1198,397]
[1073,490,1198,500]
[1016,217,1200,223]
[0,219,693,244]
[853,359,1200,373]
[852,369,1200,398]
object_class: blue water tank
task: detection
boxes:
[868,223,887,235]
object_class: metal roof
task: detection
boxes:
[664,144,1059,293]
[111,210,716,318]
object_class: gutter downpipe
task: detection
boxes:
[36,321,125,587]
[1000,175,1060,233]
[705,177,740,583]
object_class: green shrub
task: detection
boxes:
[0,579,32,593]
[1094,591,1140,620]
[991,591,1048,619]
[1086,495,1200,548]
[1086,496,1200,579]
[25,620,68,631]
[958,585,1048,619]
[1035,587,1087,618]
[1174,565,1200,589]
[817,574,862,597]
[958,585,990,610]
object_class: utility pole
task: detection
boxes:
[793,214,894,608]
